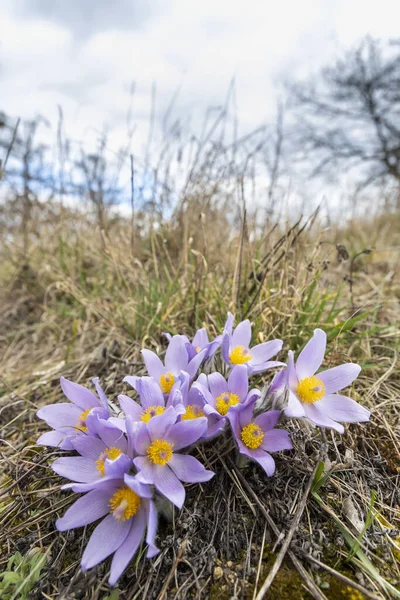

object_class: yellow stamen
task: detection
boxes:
[181,404,205,421]
[75,408,92,431]
[95,447,122,476]
[229,345,252,365]
[159,372,175,394]
[147,439,174,465]
[195,346,201,353]
[215,392,240,416]
[109,485,140,521]
[296,376,325,404]
[140,405,165,423]
[241,423,264,449]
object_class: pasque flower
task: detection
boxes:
[112,376,184,432]
[125,335,206,395]
[195,364,259,419]
[37,377,109,450]
[222,313,284,374]
[165,328,221,361]
[174,372,225,438]
[284,328,370,433]
[52,419,132,486]
[56,475,159,585]
[133,407,214,508]
[227,396,292,476]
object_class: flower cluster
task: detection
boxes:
[37,314,370,584]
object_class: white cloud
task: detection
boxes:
[0,0,398,207]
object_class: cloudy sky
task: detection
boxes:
[0,0,398,206]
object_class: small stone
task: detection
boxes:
[214,566,224,580]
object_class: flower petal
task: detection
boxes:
[303,403,345,434]
[224,312,235,336]
[133,457,156,483]
[109,509,146,585]
[169,454,214,483]
[72,435,106,459]
[261,429,293,452]
[147,406,178,440]
[141,349,165,379]
[221,332,231,364]
[228,365,248,401]
[145,499,160,558]
[287,351,298,389]
[316,394,370,423]
[192,328,208,348]
[250,340,283,365]
[165,335,188,373]
[56,489,111,531]
[52,457,100,482]
[318,364,361,394]
[103,454,132,478]
[118,394,143,420]
[251,449,276,476]
[151,465,185,508]
[81,514,131,570]
[207,372,228,399]
[60,377,99,410]
[284,390,306,418]
[124,474,153,498]
[249,360,286,375]
[36,403,81,430]
[92,377,108,409]
[123,375,139,391]
[268,368,287,394]
[254,410,281,431]
[36,429,74,450]
[133,423,151,455]
[232,319,252,348]
[187,348,208,379]
[296,328,326,379]
[236,397,257,429]
[137,377,165,408]
[164,417,207,450]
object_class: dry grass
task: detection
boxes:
[0,199,399,599]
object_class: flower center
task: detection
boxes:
[75,408,92,431]
[229,345,252,365]
[195,346,201,353]
[159,372,175,394]
[95,446,122,476]
[296,376,326,404]
[181,404,205,421]
[147,439,174,465]
[215,392,240,416]
[140,405,165,423]
[109,485,141,521]
[241,423,264,449]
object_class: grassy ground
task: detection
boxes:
[0,201,399,599]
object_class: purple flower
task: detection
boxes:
[174,372,225,438]
[227,397,293,476]
[111,377,184,433]
[284,328,370,433]
[165,328,221,361]
[56,475,159,585]
[36,377,109,450]
[222,312,284,374]
[52,420,132,486]
[194,365,259,419]
[132,408,214,508]
[124,335,206,396]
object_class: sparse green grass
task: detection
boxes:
[0,201,399,599]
